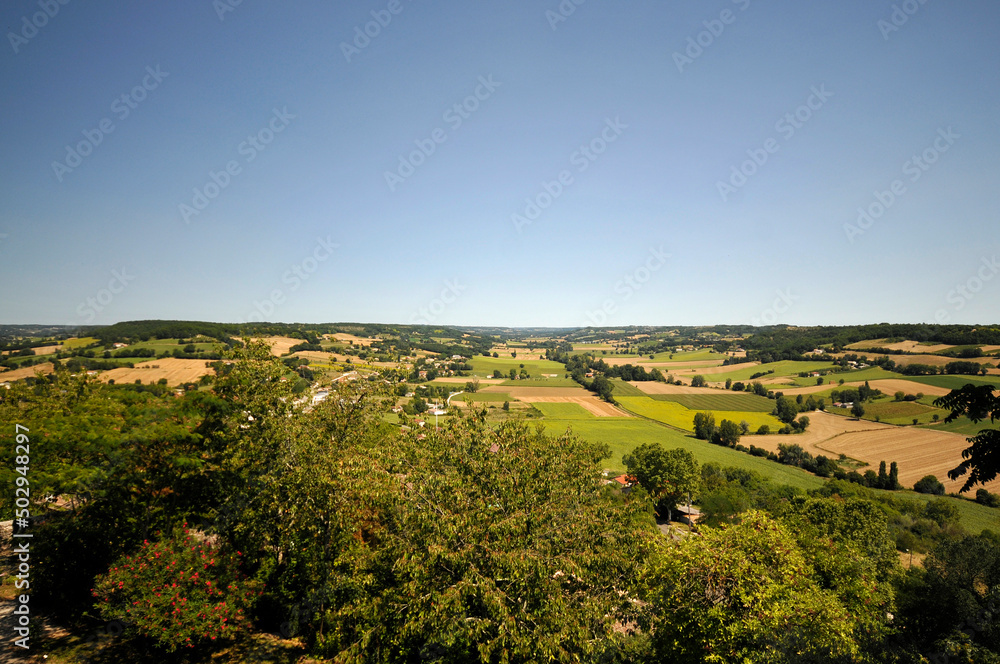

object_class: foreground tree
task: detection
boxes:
[934,383,1000,492]
[311,413,650,662]
[623,443,700,522]
[642,511,865,663]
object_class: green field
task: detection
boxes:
[904,375,999,391]
[610,380,648,397]
[650,392,775,412]
[469,356,567,378]
[532,402,595,419]
[118,338,221,353]
[648,349,722,363]
[615,396,783,432]
[780,367,900,387]
[63,336,99,349]
[539,418,823,490]
[461,392,511,403]
[861,400,945,425]
[708,361,836,383]
[499,377,580,387]
[919,416,995,437]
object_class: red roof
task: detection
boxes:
[613,474,636,487]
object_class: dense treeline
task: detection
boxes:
[741,324,1000,360]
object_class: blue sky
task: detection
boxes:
[1,0,998,328]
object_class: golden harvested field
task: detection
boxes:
[671,363,759,376]
[0,362,55,381]
[846,339,955,353]
[889,354,998,368]
[292,350,340,363]
[748,411,1000,494]
[512,394,629,417]
[99,359,215,386]
[32,345,62,355]
[868,379,953,397]
[291,350,374,365]
[255,336,303,356]
[478,385,627,416]
[326,333,376,346]
[487,347,546,359]
[825,428,1000,494]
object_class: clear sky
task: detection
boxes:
[1,0,998,328]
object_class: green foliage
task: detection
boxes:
[977,489,1000,508]
[642,511,866,663]
[716,418,740,447]
[92,526,261,651]
[308,414,650,662]
[773,395,799,424]
[915,475,946,495]
[895,533,1000,658]
[693,411,716,440]
[623,443,700,521]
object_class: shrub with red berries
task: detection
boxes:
[91,524,261,652]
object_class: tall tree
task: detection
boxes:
[717,418,741,447]
[693,412,717,441]
[623,443,700,522]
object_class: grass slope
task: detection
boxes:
[540,418,823,490]
[709,360,836,382]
